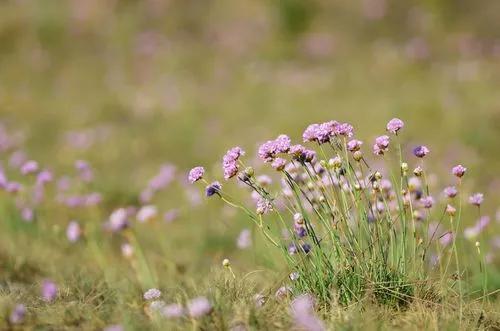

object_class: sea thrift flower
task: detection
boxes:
[188,166,205,183]
[271,158,286,171]
[236,229,252,249]
[413,145,430,158]
[373,135,390,155]
[335,122,354,137]
[223,147,245,179]
[254,294,266,307]
[464,216,490,239]
[452,164,467,178]
[137,205,158,223]
[205,181,222,197]
[121,243,134,258]
[66,221,81,242]
[20,160,38,175]
[163,209,179,223]
[36,170,53,185]
[469,193,484,206]
[9,304,26,324]
[104,325,124,331]
[6,181,22,193]
[20,207,34,222]
[290,294,325,331]
[386,118,404,134]
[75,160,93,182]
[144,288,161,301]
[440,232,453,246]
[161,303,184,318]
[443,186,458,198]
[446,204,456,216]
[41,280,58,302]
[347,139,363,152]
[187,297,212,318]
[256,198,273,215]
[108,208,129,232]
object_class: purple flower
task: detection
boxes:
[421,196,434,208]
[20,207,34,222]
[413,145,430,158]
[464,216,490,238]
[104,325,124,331]
[187,297,212,318]
[144,288,162,301]
[20,160,39,175]
[373,135,390,155]
[236,229,252,249]
[66,221,81,242]
[275,135,291,153]
[9,304,26,324]
[440,232,453,246]
[41,280,58,302]
[107,208,129,232]
[188,166,205,183]
[6,181,22,193]
[469,193,484,206]
[386,118,404,134]
[84,192,102,206]
[36,170,53,186]
[443,186,458,198]
[290,294,325,331]
[163,209,179,223]
[223,147,245,179]
[9,150,27,169]
[271,158,287,171]
[256,197,273,215]
[347,139,363,152]
[148,164,176,191]
[136,205,158,223]
[335,122,354,137]
[289,144,306,157]
[452,164,467,178]
[75,160,93,182]
[161,303,184,318]
[205,181,222,197]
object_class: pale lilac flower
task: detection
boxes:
[75,160,93,182]
[9,304,26,324]
[443,186,458,198]
[107,208,129,232]
[464,216,490,239]
[373,135,390,155]
[0,169,7,188]
[188,166,205,183]
[303,123,321,143]
[452,164,467,178]
[413,145,430,158]
[347,139,363,152]
[136,205,158,223]
[386,118,404,134]
[148,164,176,191]
[469,193,484,206]
[289,144,306,157]
[9,150,27,169]
[187,297,212,318]
[139,188,154,203]
[144,288,162,301]
[66,221,81,242]
[84,192,102,206]
[36,170,53,185]
[41,280,58,302]
[440,232,453,246]
[20,160,39,175]
[161,303,184,318]
[63,195,85,208]
[290,294,325,331]
[256,197,273,215]
[121,243,134,258]
[254,294,266,307]
[6,181,22,193]
[271,158,286,171]
[236,229,252,249]
[205,181,222,197]
[223,147,245,179]
[20,207,34,222]
[335,122,354,137]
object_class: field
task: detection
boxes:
[0,1,499,330]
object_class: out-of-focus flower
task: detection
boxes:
[6,181,22,193]
[188,167,205,183]
[439,232,453,246]
[236,229,252,249]
[289,272,300,281]
[144,288,161,301]
[161,303,184,318]
[464,216,490,239]
[20,207,34,222]
[75,160,93,182]
[275,286,292,300]
[413,145,430,158]
[121,243,134,258]
[290,294,325,331]
[469,193,484,206]
[187,297,212,318]
[66,221,81,242]
[41,280,58,302]
[254,294,266,307]
[386,118,404,134]
[373,135,390,155]
[20,160,39,175]
[104,325,124,331]
[9,304,26,324]
[107,208,129,232]
[443,186,458,198]
[452,164,467,178]
[9,150,27,169]
[271,158,286,171]
[205,181,222,197]
[421,196,434,209]
[163,209,179,223]
[36,170,53,186]
[137,205,158,223]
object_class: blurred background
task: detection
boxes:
[0,0,499,275]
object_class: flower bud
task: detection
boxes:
[401,162,409,172]
[244,167,254,177]
[353,151,363,161]
[222,258,231,267]
[413,166,423,177]
[374,171,382,180]
[329,156,342,169]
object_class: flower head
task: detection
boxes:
[347,139,363,152]
[41,280,58,302]
[236,229,252,249]
[205,181,222,197]
[136,205,158,223]
[452,164,467,178]
[271,158,286,171]
[66,221,81,242]
[187,297,212,318]
[161,303,184,318]
[469,193,484,206]
[373,135,390,155]
[443,186,458,198]
[386,118,404,134]
[9,304,26,324]
[223,147,245,179]
[413,145,430,158]
[188,167,205,183]
[143,288,162,301]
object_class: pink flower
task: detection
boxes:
[386,118,404,134]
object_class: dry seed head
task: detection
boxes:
[413,166,423,176]
[222,258,231,267]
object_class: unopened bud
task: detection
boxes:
[353,151,363,162]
